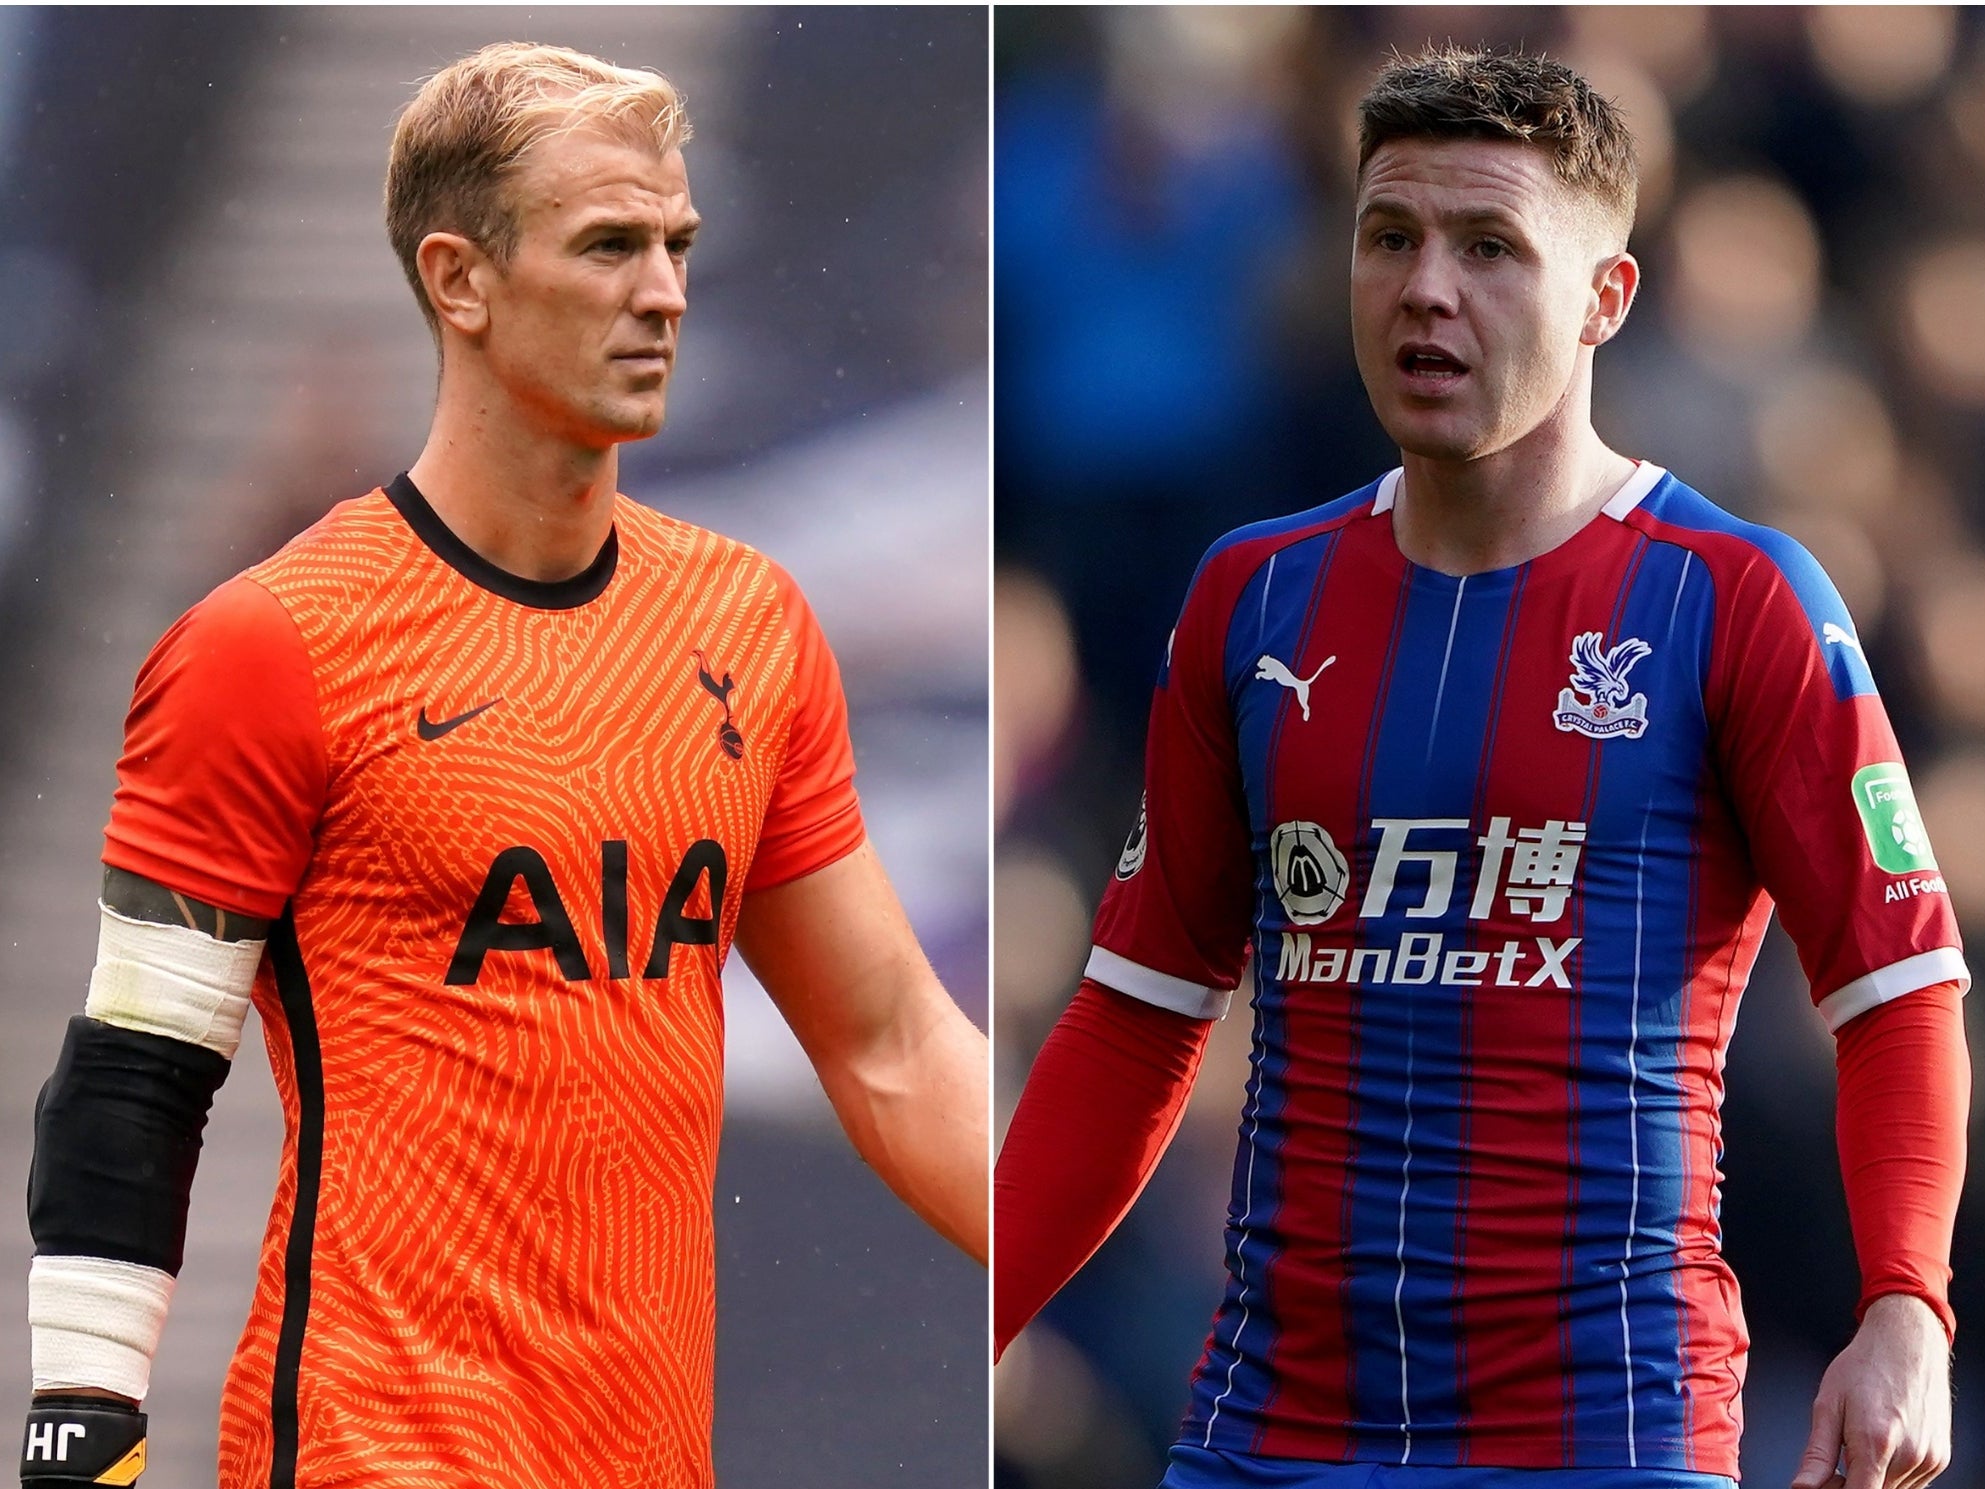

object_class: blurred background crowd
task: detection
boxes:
[996,7,1985,1487]
[0,8,985,1487]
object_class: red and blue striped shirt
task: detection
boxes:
[1089,465,1968,1476]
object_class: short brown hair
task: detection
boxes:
[385,41,691,333]
[1357,45,1637,243]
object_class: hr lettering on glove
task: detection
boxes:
[19,1397,146,1485]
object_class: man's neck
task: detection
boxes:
[1391,430,1637,578]
[407,388,623,585]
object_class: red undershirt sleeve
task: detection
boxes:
[993,978,1212,1359]
[1832,979,1969,1343]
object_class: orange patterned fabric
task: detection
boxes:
[103,479,865,1488]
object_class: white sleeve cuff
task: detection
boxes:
[86,902,263,1059]
[29,1255,175,1401]
[1817,946,1971,1032]
[1084,946,1231,1020]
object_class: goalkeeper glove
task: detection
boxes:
[19,1397,146,1486]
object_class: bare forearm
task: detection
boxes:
[738,843,989,1262]
[816,985,988,1265]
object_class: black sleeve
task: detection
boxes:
[27,1016,229,1275]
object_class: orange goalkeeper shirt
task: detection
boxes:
[102,474,866,1489]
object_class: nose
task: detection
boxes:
[633,245,688,321]
[1400,244,1460,319]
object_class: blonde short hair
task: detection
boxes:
[385,41,692,332]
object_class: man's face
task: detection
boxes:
[476,126,699,448]
[1350,136,1624,464]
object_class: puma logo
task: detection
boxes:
[1255,652,1335,722]
[1823,621,1865,660]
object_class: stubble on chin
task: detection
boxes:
[586,387,668,442]
[1379,405,1490,465]
[625,397,667,440]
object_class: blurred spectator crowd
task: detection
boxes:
[995,8,1985,1487]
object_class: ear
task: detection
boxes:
[416,231,495,338]
[1582,249,1639,348]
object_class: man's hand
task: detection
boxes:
[1792,1293,1951,1489]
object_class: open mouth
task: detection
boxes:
[1398,347,1468,378]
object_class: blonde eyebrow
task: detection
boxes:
[568,211,700,243]
[571,214,652,238]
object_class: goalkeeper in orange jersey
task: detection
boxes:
[21,41,986,1489]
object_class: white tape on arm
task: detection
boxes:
[85,902,263,1059]
[29,1255,175,1400]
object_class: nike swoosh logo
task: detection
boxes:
[417,699,500,741]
